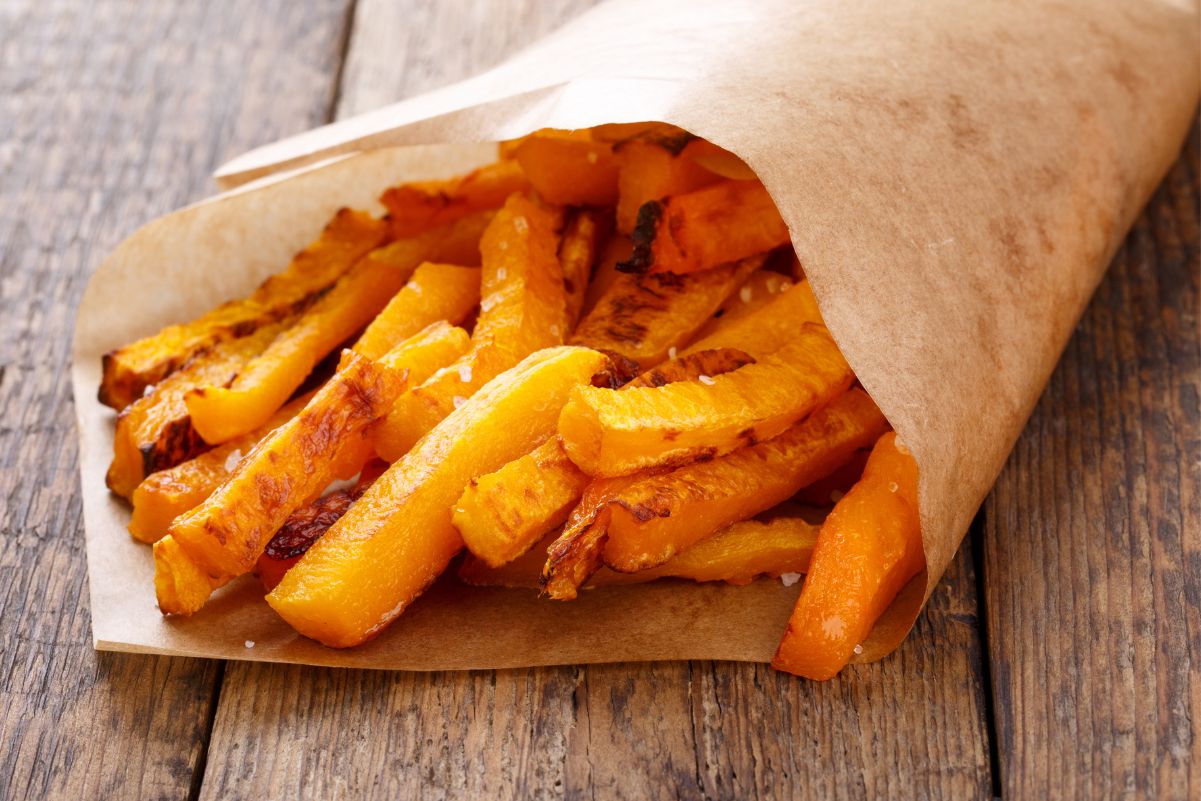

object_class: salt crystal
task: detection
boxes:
[409,282,422,295]
[549,324,561,337]
[739,286,753,303]
[893,436,910,455]
[513,216,529,234]
[244,640,256,649]
[698,374,716,386]
[452,395,468,409]
[142,384,156,398]
[496,267,507,281]
[853,644,863,655]
[889,482,899,493]
[223,449,243,472]
[780,572,802,587]
[778,279,793,292]
[458,364,473,382]
[668,347,678,361]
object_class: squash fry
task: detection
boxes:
[351,263,479,359]
[461,515,818,589]
[512,134,619,206]
[127,396,309,543]
[107,323,283,499]
[185,246,415,443]
[683,278,823,359]
[559,208,608,327]
[373,194,568,461]
[452,347,754,568]
[100,208,386,410]
[570,254,762,369]
[154,351,407,615]
[772,433,924,680]
[266,346,611,648]
[130,325,465,544]
[614,137,720,233]
[541,473,643,601]
[580,235,631,318]
[381,160,527,239]
[600,388,890,572]
[620,180,790,275]
[559,323,853,477]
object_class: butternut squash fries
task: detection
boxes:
[99,125,927,680]
[266,346,610,647]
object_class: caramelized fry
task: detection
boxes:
[100,209,386,410]
[772,433,924,680]
[559,208,609,326]
[570,254,762,369]
[620,180,790,275]
[267,346,611,648]
[559,324,853,477]
[461,515,818,589]
[381,160,526,239]
[154,351,407,615]
[600,389,889,572]
[452,348,754,568]
[614,137,720,232]
[107,323,283,499]
[373,195,568,460]
[541,473,642,601]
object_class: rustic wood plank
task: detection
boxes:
[0,1,354,798]
[201,547,990,800]
[202,2,994,799]
[982,119,1199,801]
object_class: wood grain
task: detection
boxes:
[982,119,1200,801]
[0,1,353,798]
[198,2,994,799]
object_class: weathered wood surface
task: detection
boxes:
[981,122,1199,801]
[0,1,353,799]
[0,0,1196,799]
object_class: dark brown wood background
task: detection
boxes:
[0,2,1195,799]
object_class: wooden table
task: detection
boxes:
[1,2,1196,799]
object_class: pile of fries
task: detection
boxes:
[100,124,924,680]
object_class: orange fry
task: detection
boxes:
[381,160,527,239]
[559,324,853,477]
[570,254,762,369]
[154,351,407,615]
[99,209,386,410]
[620,180,790,275]
[601,389,889,572]
[512,134,620,206]
[683,277,823,359]
[373,194,567,460]
[266,346,610,648]
[350,262,479,360]
[614,136,720,232]
[772,433,924,680]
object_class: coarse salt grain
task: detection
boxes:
[458,364,473,382]
[409,282,422,295]
[496,267,507,281]
[223,449,243,472]
[142,384,156,398]
[698,374,716,386]
[889,481,899,493]
[780,572,802,587]
[853,644,863,655]
[739,286,753,303]
[668,347,678,360]
[549,324,561,337]
[452,395,467,409]
[778,279,793,292]
[513,216,529,234]
[893,436,910,455]
[244,640,256,649]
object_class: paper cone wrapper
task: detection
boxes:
[73,0,1199,669]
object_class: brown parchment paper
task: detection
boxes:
[72,0,1199,670]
